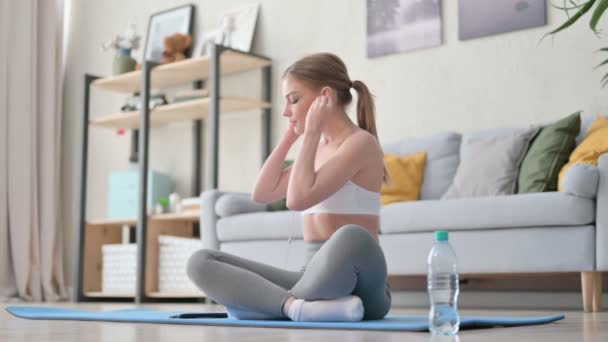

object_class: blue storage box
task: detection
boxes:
[107,170,173,219]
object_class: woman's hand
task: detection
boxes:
[305,87,336,135]
[282,121,301,145]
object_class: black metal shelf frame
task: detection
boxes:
[74,44,272,303]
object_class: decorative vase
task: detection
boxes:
[112,48,136,75]
[154,203,165,215]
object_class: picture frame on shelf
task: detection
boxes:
[192,3,259,57]
[143,4,195,63]
[221,3,259,52]
[192,29,222,57]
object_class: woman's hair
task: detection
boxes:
[283,53,388,182]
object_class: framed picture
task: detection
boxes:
[191,4,259,57]
[367,0,442,58]
[143,4,195,62]
[458,0,546,40]
[220,3,259,52]
[192,29,222,57]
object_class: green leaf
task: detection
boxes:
[596,47,608,52]
[545,0,595,36]
[590,0,608,32]
[595,57,608,69]
[551,2,587,11]
[601,74,608,87]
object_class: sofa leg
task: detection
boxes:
[581,272,594,312]
[581,272,604,312]
[593,272,603,312]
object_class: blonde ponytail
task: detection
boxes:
[352,80,388,182]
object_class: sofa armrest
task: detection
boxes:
[561,163,600,199]
[597,153,608,270]
[215,192,268,218]
[200,190,226,250]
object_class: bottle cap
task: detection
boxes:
[434,230,448,241]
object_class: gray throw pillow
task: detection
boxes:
[215,193,267,217]
[442,127,539,199]
[382,132,462,200]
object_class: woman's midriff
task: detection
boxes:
[302,213,379,241]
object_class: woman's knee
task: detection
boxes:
[333,224,375,246]
[186,249,221,281]
[322,224,380,263]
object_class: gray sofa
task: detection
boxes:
[199,115,607,312]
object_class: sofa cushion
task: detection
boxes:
[518,112,581,193]
[577,113,608,144]
[382,132,461,200]
[381,151,426,205]
[559,115,608,190]
[442,126,539,199]
[217,210,304,242]
[215,192,267,218]
[380,192,595,234]
[381,226,595,274]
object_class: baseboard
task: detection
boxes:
[391,290,607,310]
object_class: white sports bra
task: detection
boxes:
[300,180,380,216]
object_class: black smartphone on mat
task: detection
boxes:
[169,312,229,319]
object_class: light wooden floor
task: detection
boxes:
[1,302,607,342]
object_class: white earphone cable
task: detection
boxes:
[284,207,293,269]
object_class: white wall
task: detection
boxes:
[61,0,605,299]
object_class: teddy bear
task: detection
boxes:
[135,32,192,70]
[160,32,192,64]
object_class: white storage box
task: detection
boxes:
[101,243,136,294]
[158,235,204,295]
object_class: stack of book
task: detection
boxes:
[171,89,209,103]
[180,197,201,212]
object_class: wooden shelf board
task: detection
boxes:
[89,96,271,129]
[91,50,271,93]
[84,291,134,298]
[87,211,200,228]
[87,218,138,227]
[151,210,200,222]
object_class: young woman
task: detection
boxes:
[187,53,391,322]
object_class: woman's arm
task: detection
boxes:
[286,129,371,211]
[251,128,300,204]
[286,93,372,210]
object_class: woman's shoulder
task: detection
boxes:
[348,128,382,152]
[347,129,384,189]
[318,127,381,156]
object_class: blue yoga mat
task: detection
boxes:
[5,306,565,332]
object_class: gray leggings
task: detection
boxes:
[186,224,392,320]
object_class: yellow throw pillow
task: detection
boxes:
[381,151,426,205]
[558,115,608,191]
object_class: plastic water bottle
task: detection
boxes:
[427,230,460,335]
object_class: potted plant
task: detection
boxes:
[102,20,142,75]
[545,0,608,87]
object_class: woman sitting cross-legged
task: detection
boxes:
[187,52,391,322]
